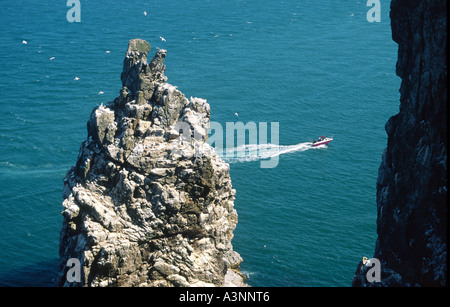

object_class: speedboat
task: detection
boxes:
[312,136,333,146]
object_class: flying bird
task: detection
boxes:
[234,112,239,117]
[105,50,111,54]
[160,36,166,42]
[98,91,104,95]
[22,40,28,45]
[74,77,80,81]
[49,57,55,60]
[143,11,147,16]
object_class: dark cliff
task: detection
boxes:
[353,0,447,286]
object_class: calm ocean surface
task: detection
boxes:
[0,0,399,286]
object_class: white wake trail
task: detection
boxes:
[215,142,324,164]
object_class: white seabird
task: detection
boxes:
[22,40,28,45]
[359,256,371,271]
[160,36,166,42]
[49,57,55,60]
[74,77,80,81]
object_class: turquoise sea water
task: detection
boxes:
[0,0,399,286]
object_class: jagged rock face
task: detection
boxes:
[57,39,245,287]
[353,0,447,286]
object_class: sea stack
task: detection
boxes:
[57,39,246,287]
[353,0,447,286]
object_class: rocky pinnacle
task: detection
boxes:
[57,39,246,287]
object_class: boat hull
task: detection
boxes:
[312,138,333,147]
